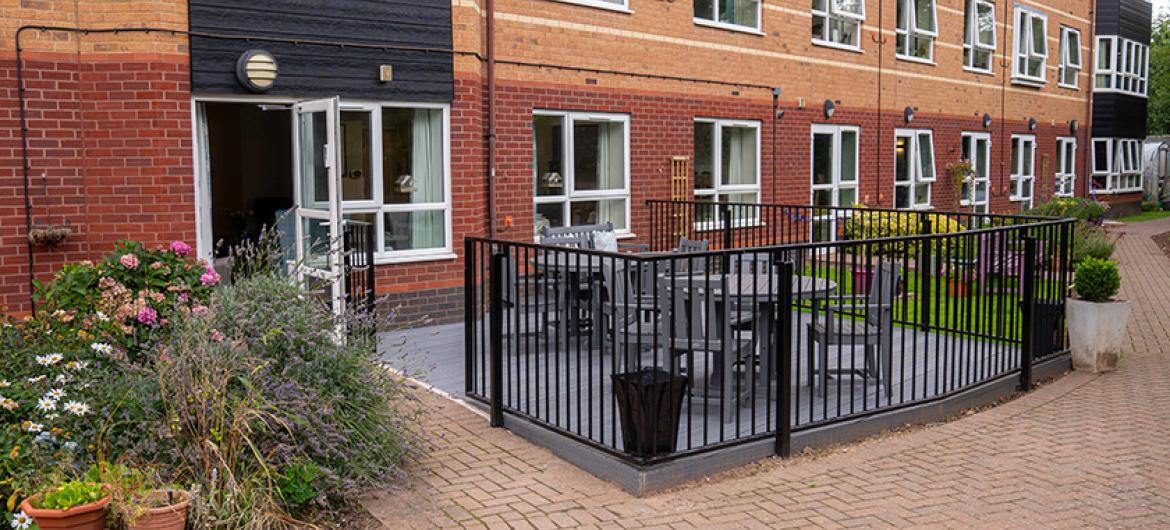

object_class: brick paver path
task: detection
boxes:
[365,218,1170,528]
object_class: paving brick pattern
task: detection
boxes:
[365,217,1170,529]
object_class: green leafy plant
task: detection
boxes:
[842,208,968,256]
[1027,197,1109,223]
[33,480,106,510]
[1072,224,1116,264]
[1074,257,1121,302]
[276,461,324,514]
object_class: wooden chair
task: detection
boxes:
[807,260,900,399]
[601,265,661,371]
[675,237,709,253]
[729,252,773,274]
[540,222,650,252]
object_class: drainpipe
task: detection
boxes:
[771,87,779,202]
[1084,0,1098,199]
[16,27,38,313]
[486,0,498,238]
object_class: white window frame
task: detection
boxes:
[549,0,631,13]
[960,132,991,213]
[532,110,632,235]
[694,118,763,230]
[963,0,996,73]
[694,0,763,33]
[894,129,936,210]
[1091,138,1143,193]
[1055,137,1077,197]
[1010,134,1037,208]
[896,0,938,62]
[1012,7,1049,86]
[812,0,865,51]
[810,124,860,242]
[1095,36,1149,97]
[1058,26,1082,89]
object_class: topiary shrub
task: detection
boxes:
[1074,257,1121,302]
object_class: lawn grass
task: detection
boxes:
[1118,210,1170,223]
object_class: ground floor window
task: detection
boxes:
[694,118,761,228]
[533,111,630,234]
[811,124,859,240]
[894,129,935,209]
[1091,138,1143,193]
[1010,134,1036,208]
[1055,137,1077,197]
[960,132,990,213]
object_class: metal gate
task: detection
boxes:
[343,220,376,317]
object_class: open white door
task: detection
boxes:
[292,97,345,317]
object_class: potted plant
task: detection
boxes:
[88,462,190,530]
[19,479,110,530]
[946,160,975,211]
[1066,257,1129,372]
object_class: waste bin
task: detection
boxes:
[611,369,689,458]
[1033,300,1062,358]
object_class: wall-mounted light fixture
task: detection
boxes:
[1069,120,1079,134]
[904,106,915,123]
[982,113,993,129]
[1028,117,1037,131]
[236,49,278,93]
[823,99,836,119]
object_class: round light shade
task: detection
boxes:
[236,49,278,92]
[823,99,836,119]
[904,106,915,123]
[1028,117,1038,131]
[982,113,993,129]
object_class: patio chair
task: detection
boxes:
[675,237,709,253]
[659,275,757,420]
[806,260,900,399]
[729,252,773,274]
[601,265,661,371]
[540,222,650,252]
[499,253,568,347]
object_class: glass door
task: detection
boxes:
[292,97,345,317]
[810,124,859,241]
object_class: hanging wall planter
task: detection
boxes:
[28,223,72,247]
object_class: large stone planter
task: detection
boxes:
[1066,297,1132,372]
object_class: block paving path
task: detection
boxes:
[364,217,1170,529]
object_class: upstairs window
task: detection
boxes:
[1010,134,1036,208]
[695,0,761,32]
[1055,137,1076,197]
[1091,138,1143,192]
[894,129,935,209]
[1058,27,1082,88]
[963,0,996,72]
[1012,8,1048,85]
[897,0,937,61]
[1095,36,1149,96]
[813,0,864,49]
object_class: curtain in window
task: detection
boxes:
[721,126,757,186]
[411,108,443,248]
[601,122,624,190]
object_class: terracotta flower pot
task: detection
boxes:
[125,490,190,530]
[19,494,111,530]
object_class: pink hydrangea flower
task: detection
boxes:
[119,254,139,270]
[178,292,190,303]
[169,240,192,256]
[136,307,158,325]
[211,329,226,342]
[200,266,221,287]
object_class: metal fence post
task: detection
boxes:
[918,213,932,331]
[775,258,794,458]
[721,203,733,271]
[464,239,475,395]
[1019,234,1037,391]
[489,246,506,427]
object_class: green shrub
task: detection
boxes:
[1141,200,1161,212]
[34,480,106,510]
[842,209,968,256]
[1074,257,1121,302]
[1027,197,1109,222]
[1072,224,1116,263]
[276,461,324,514]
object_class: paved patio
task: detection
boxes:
[363,216,1170,528]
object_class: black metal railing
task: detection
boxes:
[465,201,1074,466]
[343,220,376,317]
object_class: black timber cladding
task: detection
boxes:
[189,0,453,101]
[1094,0,1153,43]
[1093,94,1149,138]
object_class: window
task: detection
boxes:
[963,0,996,72]
[896,0,937,61]
[1012,8,1048,85]
[1095,36,1149,96]
[695,0,761,31]
[1010,134,1036,208]
[811,125,859,241]
[813,0,864,49]
[1091,138,1143,192]
[960,132,991,213]
[1055,137,1076,197]
[338,104,451,261]
[694,119,761,227]
[533,111,629,235]
[1058,27,1082,88]
[894,129,935,209]
[551,0,629,11]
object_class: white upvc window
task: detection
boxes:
[813,0,864,50]
[533,111,631,235]
[694,118,762,228]
[1055,137,1077,197]
[960,132,991,213]
[1012,7,1048,86]
[1091,138,1143,193]
[337,102,452,262]
[896,0,937,61]
[1010,134,1036,208]
[811,124,860,241]
[550,0,630,12]
[963,0,996,72]
[695,0,762,32]
[1095,36,1149,97]
[1058,27,1082,89]
[894,129,935,209]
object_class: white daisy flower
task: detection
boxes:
[90,342,113,355]
[45,388,66,400]
[24,422,43,432]
[0,397,17,411]
[95,311,110,322]
[0,379,10,388]
[25,375,46,384]
[55,374,70,385]
[63,401,90,416]
[65,360,90,371]
[44,412,59,420]
[36,397,56,411]
[11,510,33,529]
[35,353,63,366]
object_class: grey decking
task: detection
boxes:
[379,316,1021,456]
